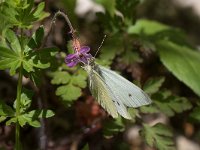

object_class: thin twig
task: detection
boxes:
[41,10,76,48]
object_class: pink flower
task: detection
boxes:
[65,46,92,67]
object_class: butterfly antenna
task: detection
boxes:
[94,35,107,58]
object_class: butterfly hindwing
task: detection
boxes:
[88,68,118,118]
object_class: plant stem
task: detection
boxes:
[15,64,23,150]
[15,28,24,150]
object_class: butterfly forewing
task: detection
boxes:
[97,66,152,108]
[88,67,118,118]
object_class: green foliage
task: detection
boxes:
[189,106,200,122]
[127,19,200,97]
[157,41,200,97]
[0,26,58,76]
[103,117,125,137]
[1,89,55,127]
[141,77,192,116]
[140,123,175,150]
[0,100,15,122]
[51,65,87,103]
[143,77,165,95]
[0,0,49,29]
[96,35,124,66]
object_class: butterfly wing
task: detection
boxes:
[88,67,118,118]
[97,65,152,108]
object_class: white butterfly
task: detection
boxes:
[83,61,152,119]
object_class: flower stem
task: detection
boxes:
[15,28,24,150]
[15,64,23,150]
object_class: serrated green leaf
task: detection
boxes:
[6,117,17,125]
[143,77,165,95]
[25,109,55,118]
[22,58,35,72]
[51,71,71,85]
[71,73,87,88]
[157,41,200,97]
[56,84,82,101]
[18,109,54,127]
[127,108,138,122]
[103,117,125,137]
[153,91,192,116]
[141,123,175,150]
[18,114,41,127]
[13,88,33,113]
[140,105,160,114]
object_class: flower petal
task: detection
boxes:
[80,46,90,53]
[67,61,78,67]
[66,53,78,59]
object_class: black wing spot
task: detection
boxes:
[128,93,132,97]
[117,101,120,106]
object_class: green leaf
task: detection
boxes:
[71,73,87,88]
[6,117,17,125]
[25,109,55,118]
[152,91,192,116]
[128,19,170,35]
[51,71,71,85]
[32,2,49,20]
[18,114,41,127]
[16,1,49,28]
[0,100,15,117]
[140,105,160,114]
[23,47,58,72]
[0,116,7,123]
[96,35,123,66]
[103,117,125,137]
[0,2,18,30]
[127,19,189,47]
[27,26,44,49]
[157,41,200,97]
[14,88,33,113]
[120,50,142,65]
[189,106,200,122]
[141,123,175,150]
[0,29,22,75]
[56,84,82,101]
[4,29,21,53]
[0,46,21,75]
[0,46,18,58]
[18,109,54,127]
[51,67,87,102]
[143,77,165,95]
